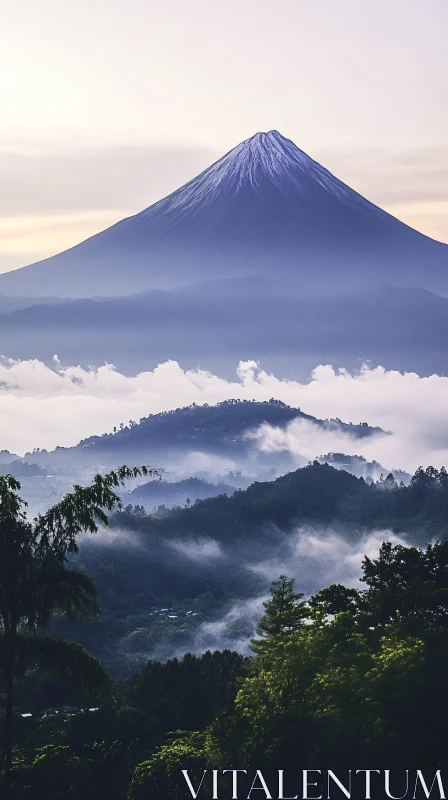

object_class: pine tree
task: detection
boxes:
[384,473,398,490]
[250,575,308,655]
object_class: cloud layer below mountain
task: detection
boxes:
[0,355,446,473]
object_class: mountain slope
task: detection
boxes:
[25,399,383,470]
[1,130,447,298]
[56,462,447,672]
[114,461,448,546]
[1,284,447,378]
[126,477,236,510]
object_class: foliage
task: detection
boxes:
[128,731,206,800]
[0,466,158,788]
[250,574,308,655]
[124,650,247,734]
[206,541,448,770]
[4,465,448,796]
[111,462,448,546]
[49,462,448,676]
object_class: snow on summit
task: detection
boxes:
[162,130,384,213]
[0,130,447,298]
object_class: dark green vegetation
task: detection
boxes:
[47,462,448,677]
[129,541,448,799]
[0,462,47,479]
[4,537,448,798]
[0,466,158,794]
[75,398,380,451]
[2,463,448,796]
[7,649,247,799]
[116,461,447,544]
[317,452,410,484]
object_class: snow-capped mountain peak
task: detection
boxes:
[0,129,446,298]
[160,129,377,215]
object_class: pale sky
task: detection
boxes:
[1,0,447,271]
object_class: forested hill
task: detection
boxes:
[113,462,448,544]
[52,462,448,676]
[127,477,236,510]
[26,399,384,468]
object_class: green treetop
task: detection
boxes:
[250,575,308,655]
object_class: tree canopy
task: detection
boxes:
[0,465,159,789]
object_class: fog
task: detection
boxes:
[0,356,447,474]
[167,537,224,562]
[175,527,408,658]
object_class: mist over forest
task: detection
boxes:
[1,99,448,797]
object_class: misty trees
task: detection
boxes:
[14,534,448,796]
[0,465,158,787]
[176,542,448,776]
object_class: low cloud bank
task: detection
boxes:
[0,356,446,473]
[168,538,224,562]
[184,528,408,656]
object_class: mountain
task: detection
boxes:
[114,461,448,548]
[25,399,383,471]
[1,130,447,298]
[318,453,411,484]
[59,462,448,672]
[1,284,447,378]
[126,477,236,511]
[0,460,47,478]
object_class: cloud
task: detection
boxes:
[320,146,448,207]
[0,356,447,475]
[168,538,223,562]
[241,362,448,474]
[249,527,407,592]
[186,595,266,655]
[186,528,408,656]
[175,451,237,475]
[78,526,145,549]
[318,145,448,243]
[0,143,217,268]
[0,143,217,217]
[246,417,378,465]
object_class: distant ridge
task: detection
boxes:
[1,130,447,298]
[25,399,384,470]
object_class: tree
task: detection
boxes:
[384,473,398,490]
[129,731,206,800]
[309,583,361,618]
[0,465,159,788]
[125,650,247,736]
[250,575,308,655]
[361,540,448,631]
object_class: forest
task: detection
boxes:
[113,462,448,545]
[44,462,448,676]
[1,464,448,797]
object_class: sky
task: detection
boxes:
[0,0,447,271]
